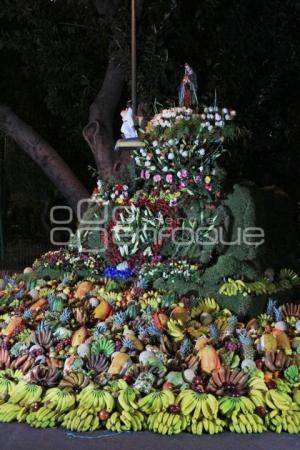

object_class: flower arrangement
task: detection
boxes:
[33,249,103,274]
[92,180,130,207]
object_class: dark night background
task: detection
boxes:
[0,0,299,269]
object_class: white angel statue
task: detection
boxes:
[120,100,138,139]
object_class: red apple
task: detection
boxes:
[99,409,110,421]
[162,382,173,391]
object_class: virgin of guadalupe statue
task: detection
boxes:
[179,63,198,109]
[120,100,138,139]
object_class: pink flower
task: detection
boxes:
[145,170,151,179]
[181,169,188,178]
[140,170,145,179]
[153,174,161,182]
[166,174,173,183]
[177,169,188,179]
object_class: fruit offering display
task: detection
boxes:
[0,104,300,435]
[0,275,300,435]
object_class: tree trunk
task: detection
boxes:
[83,61,128,180]
[0,104,89,216]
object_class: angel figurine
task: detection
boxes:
[120,100,138,139]
[179,63,198,108]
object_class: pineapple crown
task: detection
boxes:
[266,297,277,316]
[147,323,162,337]
[227,315,238,327]
[22,308,33,319]
[137,325,147,337]
[209,323,219,339]
[59,308,71,322]
[122,337,134,350]
[237,329,253,346]
[113,311,127,326]
[93,323,108,336]
[179,338,191,354]
[274,306,283,322]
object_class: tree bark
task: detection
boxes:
[0,104,89,216]
[83,61,127,179]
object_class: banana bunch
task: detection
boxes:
[177,390,218,419]
[9,381,43,406]
[229,411,266,433]
[167,319,185,342]
[0,402,23,422]
[138,390,175,414]
[59,372,89,389]
[26,407,59,428]
[0,375,16,401]
[77,386,114,412]
[219,395,255,416]
[61,408,100,431]
[190,417,225,435]
[248,375,268,407]
[118,387,139,411]
[191,297,220,318]
[108,379,128,394]
[265,409,300,433]
[264,390,292,411]
[219,279,246,296]
[148,411,188,435]
[106,410,144,432]
[43,388,76,412]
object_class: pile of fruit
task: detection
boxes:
[0,275,300,434]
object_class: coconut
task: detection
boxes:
[29,289,39,300]
[77,343,90,357]
[139,350,154,364]
[200,312,213,325]
[89,297,99,307]
[241,359,256,369]
[274,321,287,331]
[183,369,196,383]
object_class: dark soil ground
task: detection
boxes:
[0,423,298,450]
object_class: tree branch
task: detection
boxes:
[83,61,126,179]
[0,104,89,216]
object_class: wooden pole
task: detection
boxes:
[131,0,137,115]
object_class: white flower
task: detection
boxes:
[162,166,169,172]
[168,153,175,160]
[215,113,221,121]
[225,114,231,121]
[201,114,206,120]
[231,110,237,117]
[208,106,214,112]
[204,107,208,113]
[219,120,224,127]
[181,150,188,158]
[97,180,102,190]
[222,108,228,114]
[145,161,151,167]
[152,140,158,147]
[208,125,213,131]
[111,193,116,199]
[168,139,174,145]
[199,148,205,156]
[155,149,161,155]
[199,166,204,172]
